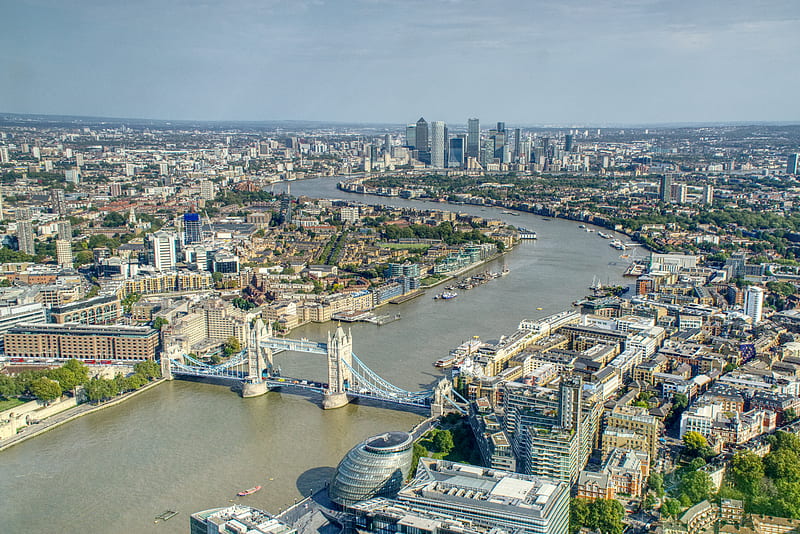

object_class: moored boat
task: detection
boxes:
[238,486,262,496]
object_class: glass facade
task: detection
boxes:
[329,431,414,507]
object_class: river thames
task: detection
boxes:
[0,176,631,533]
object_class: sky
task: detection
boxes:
[1,0,798,126]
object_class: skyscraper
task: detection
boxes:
[703,184,714,205]
[659,174,673,202]
[415,117,430,164]
[564,134,574,153]
[496,121,506,132]
[467,118,480,159]
[513,128,522,161]
[744,286,764,324]
[671,183,688,204]
[15,208,34,255]
[57,220,72,240]
[184,212,202,245]
[405,124,416,148]
[447,136,465,168]
[430,121,446,168]
[490,129,506,162]
[148,231,178,271]
[199,180,215,201]
[51,189,68,218]
[55,239,73,268]
[788,153,799,175]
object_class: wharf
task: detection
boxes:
[331,311,401,326]
[388,290,424,304]
[624,263,646,277]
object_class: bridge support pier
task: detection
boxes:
[242,380,268,398]
[322,392,351,410]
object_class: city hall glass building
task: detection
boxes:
[329,431,414,507]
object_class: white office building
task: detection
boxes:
[744,286,764,324]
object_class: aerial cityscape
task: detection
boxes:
[2,1,800,534]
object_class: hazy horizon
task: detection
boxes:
[3,0,798,125]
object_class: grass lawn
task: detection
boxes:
[0,397,26,412]
[421,274,448,286]
[414,416,482,466]
[377,242,431,251]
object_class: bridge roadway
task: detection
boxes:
[168,364,434,409]
[262,375,432,409]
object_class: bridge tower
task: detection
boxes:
[242,318,271,398]
[160,344,184,381]
[322,325,353,409]
[430,378,455,417]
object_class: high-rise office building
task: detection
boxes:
[199,180,215,201]
[55,239,73,268]
[513,128,522,161]
[744,286,764,324]
[430,121,446,168]
[405,124,416,148]
[447,136,465,168]
[496,121,506,132]
[503,377,598,484]
[184,212,202,245]
[564,134,574,153]
[659,174,673,202]
[703,184,714,205]
[148,231,179,271]
[788,153,799,175]
[50,189,68,217]
[467,118,480,159]
[57,220,72,240]
[15,208,35,255]
[671,183,688,204]
[490,129,506,162]
[415,117,430,164]
[482,138,496,167]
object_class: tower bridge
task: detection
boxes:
[162,319,465,416]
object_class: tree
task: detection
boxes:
[591,499,625,534]
[649,472,665,497]
[0,375,23,397]
[85,377,120,402]
[764,448,800,481]
[223,336,241,356]
[121,292,141,313]
[570,498,591,534]
[678,470,713,505]
[731,451,764,497]
[102,211,127,227]
[673,393,689,411]
[683,431,711,458]
[46,367,79,391]
[133,359,161,380]
[432,429,455,454]
[410,442,428,479]
[152,317,169,330]
[661,498,683,518]
[29,377,62,403]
